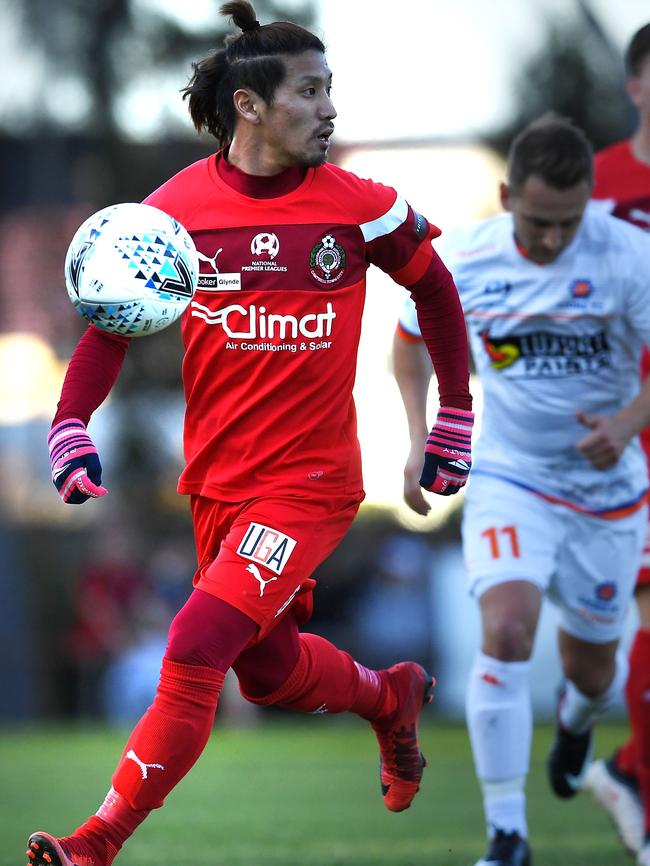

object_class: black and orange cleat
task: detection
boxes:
[26,833,97,866]
[371,662,435,812]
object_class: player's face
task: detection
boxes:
[627,56,650,121]
[501,175,591,265]
[257,50,336,170]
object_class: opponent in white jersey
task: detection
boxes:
[394,116,650,866]
[399,203,650,515]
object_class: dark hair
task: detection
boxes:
[625,23,650,77]
[182,0,325,146]
[507,115,593,192]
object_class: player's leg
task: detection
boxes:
[629,586,650,862]
[235,620,434,812]
[548,505,646,858]
[200,490,434,812]
[462,476,556,866]
[27,589,259,866]
[466,581,540,866]
[585,580,650,858]
[27,497,260,866]
[549,632,626,797]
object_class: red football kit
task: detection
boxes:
[594,138,650,820]
[55,152,471,634]
[594,139,650,585]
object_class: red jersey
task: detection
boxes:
[593,140,650,230]
[139,153,463,501]
[594,139,650,461]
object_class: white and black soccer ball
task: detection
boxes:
[64,202,199,337]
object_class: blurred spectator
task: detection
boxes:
[348,533,431,670]
[64,523,149,719]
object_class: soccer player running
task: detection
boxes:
[393,116,650,866]
[27,3,474,865]
[581,23,650,865]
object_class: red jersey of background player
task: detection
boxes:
[593,140,650,229]
[593,141,650,457]
[139,151,465,501]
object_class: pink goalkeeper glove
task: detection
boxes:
[420,407,474,496]
[48,418,108,504]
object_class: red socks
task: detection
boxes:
[240,632,396,719]
[112,658,225,810]
[616,629,650,831]
[65,658,225,862]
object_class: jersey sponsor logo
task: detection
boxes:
[481,329,520,369]
[480,328,612,377]
[237,522,297,575]
[309,234,346,284]
[190,300,336,340]
[570,279,593,299]
[196,247,242,291]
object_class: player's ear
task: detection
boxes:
[626,75,642,110]
[233,88,262,125]
[499,181,512,212]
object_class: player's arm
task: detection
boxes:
[49,326,130,503]
[392,324,433,515]
[577,373,650,470]
[365,197,473,497]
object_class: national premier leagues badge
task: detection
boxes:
[309,235,346,284]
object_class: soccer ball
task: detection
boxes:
[64,202,199,337]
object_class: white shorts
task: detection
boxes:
[461,473,647,643]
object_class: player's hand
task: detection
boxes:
[420,407,474,496]
[48,418,108,504]
[404,439,431,515]
[576,410,629,471]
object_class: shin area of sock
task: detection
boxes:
[239,633,388,717]
[111,658,225,810]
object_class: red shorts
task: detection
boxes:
[190,491,362,641]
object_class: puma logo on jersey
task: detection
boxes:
[237,522,297,575]
[246,563,278,597]
[125,749,165,780]
[196,248,223,274]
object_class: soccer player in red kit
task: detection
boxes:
[26,2,473,864]
[583,22,650,866]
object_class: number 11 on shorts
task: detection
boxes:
[481,525,520,559]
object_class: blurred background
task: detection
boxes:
[1,0,648,726]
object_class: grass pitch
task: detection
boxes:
[1,719,634,866]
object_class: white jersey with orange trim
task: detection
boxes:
[399,204,650,515]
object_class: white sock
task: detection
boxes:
[559,648,628,733]
[466,652,532,839]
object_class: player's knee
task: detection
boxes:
[482,618,534,661]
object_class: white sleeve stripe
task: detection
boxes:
[360,196,409,242]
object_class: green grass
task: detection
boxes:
[0,719,635,866]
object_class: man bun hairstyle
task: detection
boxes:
[507,114,593,193]
[182,0,325,147]
[625,23,650,77]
